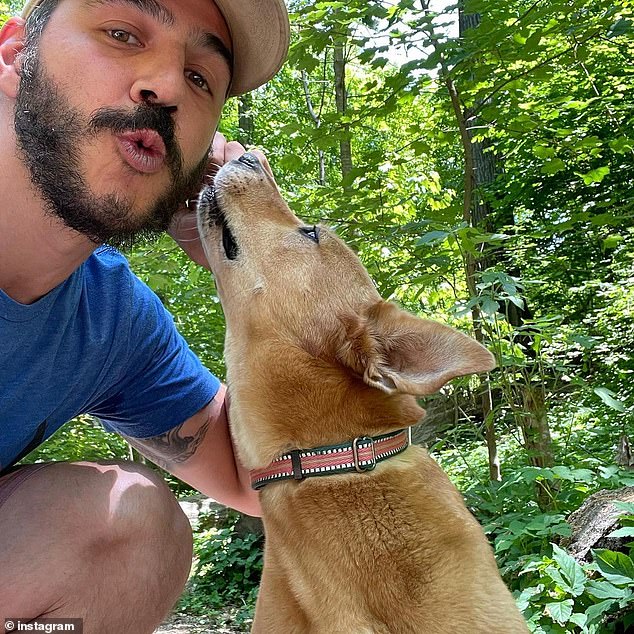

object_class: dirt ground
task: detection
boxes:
[155,611,248,634]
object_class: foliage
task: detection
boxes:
[436,406,634,632]
[178,511,264,628]
[0,4,8,23]
[19,416,130,463]
[515,538,634,633]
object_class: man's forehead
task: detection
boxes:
[86,0,175,27]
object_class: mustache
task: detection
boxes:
[89,104,182,176]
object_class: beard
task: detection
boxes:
[13,47,209,249]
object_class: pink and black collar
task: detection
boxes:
[250,428,411,490]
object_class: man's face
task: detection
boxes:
[14,0,232,247]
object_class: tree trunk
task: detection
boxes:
[520,383,557,510]
[456,5,501,482]
[237,92,254,148]
[333,35,353,187]
[520,385,554,468]
[301,70,326,185]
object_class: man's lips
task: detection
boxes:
[115,129,167,174]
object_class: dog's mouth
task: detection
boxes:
[199,186,239,261]
[222,216,239,260]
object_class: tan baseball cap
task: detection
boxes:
[20,0,290,97]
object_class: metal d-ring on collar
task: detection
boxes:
[249,428,412,491]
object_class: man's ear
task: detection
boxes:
[0,18,26,99]
[337,300,496,396]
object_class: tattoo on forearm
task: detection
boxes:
[124,418,211,470]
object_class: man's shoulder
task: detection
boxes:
[83,246,149,299]
[87,246,132,276]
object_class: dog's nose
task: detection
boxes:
[237,153,261,169]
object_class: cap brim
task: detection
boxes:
[21,0,290,98]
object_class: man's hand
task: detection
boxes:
[168,133,247,267]
[169,133,273,268]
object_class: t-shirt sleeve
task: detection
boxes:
[93,275,220,438]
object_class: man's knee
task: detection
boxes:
[0,460,192,629]
[70,460,193,571]
[2,460,192,579]
[89,460,192,538]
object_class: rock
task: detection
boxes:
[177,494,263,536]
[178,495,228,530]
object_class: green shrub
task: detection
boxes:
[516,516,634,633]
[179,511,264,627]
[486,488,634,632]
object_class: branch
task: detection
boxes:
[508,0,545,28]
[301,71,320,126]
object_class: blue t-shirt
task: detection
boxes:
[0,247,220,472]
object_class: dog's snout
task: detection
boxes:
[237,153,261,170]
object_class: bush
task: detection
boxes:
[179,511,264,627]
[468,471,634,632]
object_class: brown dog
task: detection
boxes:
[197,153,529,633]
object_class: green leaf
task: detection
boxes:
[608,526,634,538]
[278,153,303,170]
[481,296,500,316]
[580,166,610,185]
[585,599,616,624]
[551,544,586,596]
[541,158,565,175]
[586,580,629,600]
[524,31,542,51]
[545,599,573,624]
[593,387,626,412]
[602,234,624,250]
[593,549,634,585]
[417,230,449,246]
[570,334,598,349]
[608,18,633,38]
[515,585,543,612]
[551,466,594,482]
[533,144,555,159]
[609,136,634,154]
[569,612,587,629]
[545,565,568,590]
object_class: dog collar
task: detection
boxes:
[250,428,411,490]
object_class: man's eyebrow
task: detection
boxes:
[86,0,175,28]
[192,30,233,72]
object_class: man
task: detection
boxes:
[0,0,289,630]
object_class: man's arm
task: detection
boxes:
[123,384,261,517]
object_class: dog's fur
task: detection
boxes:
[197,154,529,633]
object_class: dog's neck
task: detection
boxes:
[228,350,425,470]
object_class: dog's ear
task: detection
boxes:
[337,301,495,396]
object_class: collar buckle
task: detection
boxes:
[353,436,377,473]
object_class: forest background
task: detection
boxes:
[2,0,634,631]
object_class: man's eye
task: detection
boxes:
[108,29,140,45]
[186,70,210,93]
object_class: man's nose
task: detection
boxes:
[129,56,185,113]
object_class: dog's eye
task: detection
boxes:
[299,225,320,244]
